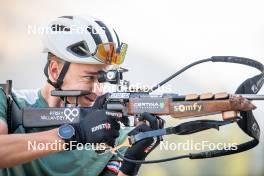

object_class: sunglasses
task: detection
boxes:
[68,41,128,65]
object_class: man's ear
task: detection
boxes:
[48,60,61,82]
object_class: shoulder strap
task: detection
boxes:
[0,80,13,132]
[0,80,22,133]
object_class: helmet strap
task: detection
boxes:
[44,60,71,90]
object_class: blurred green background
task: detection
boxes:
[1,0,264,175]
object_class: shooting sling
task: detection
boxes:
[116,56,263,163]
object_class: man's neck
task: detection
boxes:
[41,83,62,107]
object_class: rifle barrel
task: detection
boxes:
[237,94,264,100]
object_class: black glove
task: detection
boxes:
[119,112,165,175]
[92,93,110,110]
[93,93,130,126]
[69,109,120,148]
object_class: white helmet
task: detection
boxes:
[42,15,124,64]
[42,15,127,89]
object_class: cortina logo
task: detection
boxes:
[134,102,165,109]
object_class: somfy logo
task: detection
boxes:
[64,108,79,122]
[174,103,202,112]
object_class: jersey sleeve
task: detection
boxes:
[114,126,134,160]
[0,88,8,124]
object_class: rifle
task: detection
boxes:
[3,56,264,164]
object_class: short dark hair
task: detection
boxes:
[47,52,64,66]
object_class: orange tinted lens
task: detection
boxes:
[96,44,109,59]
[96,43,115,64]
[95,43,127,64]
[112,43,128,64]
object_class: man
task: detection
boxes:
[0,15,162,176]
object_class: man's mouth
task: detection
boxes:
[84,92,97,102]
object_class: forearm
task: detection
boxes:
[0,128,65,168]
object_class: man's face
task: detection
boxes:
[61,63,109,107]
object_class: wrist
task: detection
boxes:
[57,124,76,150]
[119,160,141,176]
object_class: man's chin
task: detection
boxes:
[80,97,95,107]
[85,92,97,102]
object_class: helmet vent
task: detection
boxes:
[67,41,89,57]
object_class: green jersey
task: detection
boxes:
[0,88,131,176]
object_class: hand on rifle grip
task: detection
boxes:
[92,93,111,110]
[137,112,165,130]
[119,113,164,175]
[137,112,165,142]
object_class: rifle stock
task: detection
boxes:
[124,92,257,120]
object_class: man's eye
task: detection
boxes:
[84,76,96,81]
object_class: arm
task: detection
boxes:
[0,88,66,168]
[0,109,121,169]
[0,121,64,168]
